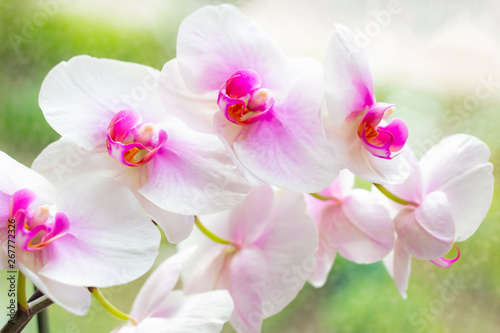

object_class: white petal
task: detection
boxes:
[138,196,194,244]
[332,189,395,263]
[139,120,251,215]
[18,260,91,316]
[176,4,287,95]
[32,138,133,190]
[256,191,319,317]
[228,249,266,333]
[0,151,56,204]
[323,24,374,127]
[215,73,340,192]
[158,59,218,134]
[39,55,163,150]
[394,191,454,260]
[324,116,410,185]
[420,134,494,241]
[152,290,233,333]
[130,247,197,321]
[383,238,411,299]
[39,177,160,287]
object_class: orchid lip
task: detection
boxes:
[217,69,274,125]
[9,189,70,252]
[106,110,168,167]
[357,103,408,159]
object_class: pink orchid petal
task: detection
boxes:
[158,59,219,134]
[324,115,410,185]
[308,209,338,288]
[0,152,56,204]
[360,103,391,127]
[112,318,168,333]
[322,189,394,264]
[420,134,494,242]
[228,249,266,333]
[39,55,163,150]
[39,177,160,288]
[33,138,194,244]
[157,290,233,333]
[358,104,407,159]
[324,24,375,127]
[108,110,143,142]
[254,191,318,317]
[309,247,337,289]
[0,190,10,244]
[130,247,197,321]
[323,169,355,199]
[137,196,194,244]
[9,188,37,217]
[214,73,339,192]
[380,147,423,207]
[176,4,287,95]
[379,118,408,152]
[359,123,393,159]
[384,238,411,299]
[17,259,91,315]
[225,69,262,98]
[45,212,70,241]
[394,191,455,260]
[32,138,133,190]
[120,290,233,333]
[182,244,229,295]
[227,186,274,247]
[139,120,250,215]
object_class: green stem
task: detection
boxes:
[309,192,335,201]
[17,271,28,314]
[373,183,418,206]
[194,216,232,245]
[89,288,137,325]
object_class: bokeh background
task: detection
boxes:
[1,0,499,332]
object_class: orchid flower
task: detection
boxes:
[159,4,340,192]
[112,247,234,333]
[322,24,409,185]
[33,55,251,244]
[0,152,160,315]
[305,170,395,288]
[378,135,493,298]
[178,186,318,333]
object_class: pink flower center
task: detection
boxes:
[9,189,69,252]
[106,110,167,167]
[357,103,408,159]
[217,69,274,125]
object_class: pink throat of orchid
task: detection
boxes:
[357,103,408,159]
[106,110,167,167]
[217,69,274,125]
[9,189,69,252]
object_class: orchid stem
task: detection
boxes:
[309,192,334,201]
[17,271,28,314]
[194,216,232,245]
[89,287,137,325]
[373,183,418,206]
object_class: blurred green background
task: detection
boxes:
[1,0,499,332]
